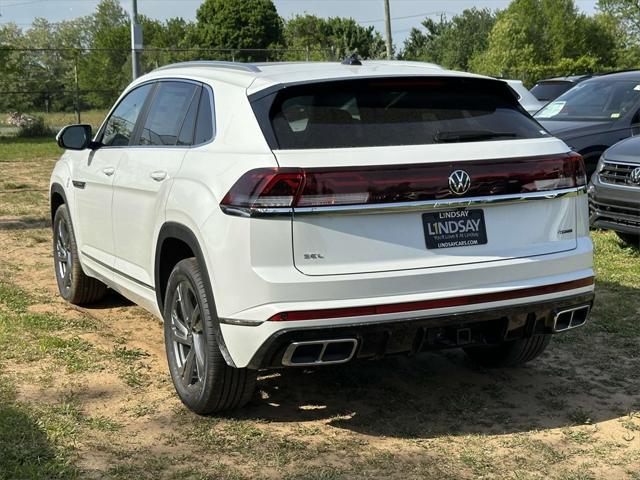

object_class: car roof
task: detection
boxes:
[138,60,494,95]
[536,75,592,83]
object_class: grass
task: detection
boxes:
[0,136,61,163]
[1,138,640,479]
[0,110,108,131]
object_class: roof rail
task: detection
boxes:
[154,61,261,73]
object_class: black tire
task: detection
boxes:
[53,204,107,305]
[163,258,256,414]
[616,231,640,249]
[463,335,551,367]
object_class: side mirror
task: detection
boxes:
[56,124,93,150]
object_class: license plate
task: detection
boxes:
[422,209,487,249]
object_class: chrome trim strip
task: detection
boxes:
[81,251,155,291]
[221,187,585,218]
[603,159,640,167]
[219,317,263,327]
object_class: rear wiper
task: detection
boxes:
[433,130,518,143]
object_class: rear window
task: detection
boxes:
[530,81,574,102]
[266,77,547,150]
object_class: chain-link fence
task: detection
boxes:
[0,46,337,133]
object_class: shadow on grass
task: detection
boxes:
[0,398,77,479]
[0,217,50,231]
[82,289,134,309]
[233,280,640,439]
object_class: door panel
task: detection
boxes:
[111,81,202,286]
[73,148,123,267]
[73,83,154,268]
[112,149,187,285]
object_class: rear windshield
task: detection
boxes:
[530,81,574,102]
[266,77,547,150]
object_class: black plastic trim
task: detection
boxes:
[81,251,155,291]
[246,292,595,369]
[155,222,235,367]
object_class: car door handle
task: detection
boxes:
[102,167,115,177]
[150,170,167,182]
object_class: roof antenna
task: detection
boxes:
[341,53,362,66]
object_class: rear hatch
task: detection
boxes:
[235,76,585,276]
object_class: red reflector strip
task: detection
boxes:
[268,277,594,321]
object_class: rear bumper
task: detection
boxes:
[219,273,595,368]
[589,176,640,234]
[244,292,594,369]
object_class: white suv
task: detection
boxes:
[50,60,595,414]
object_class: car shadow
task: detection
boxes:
[83,288,134,309]
[0,400,75,477]
[232,280,639,439]
[0,217,50,230]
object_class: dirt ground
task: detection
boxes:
[0,141,639,479]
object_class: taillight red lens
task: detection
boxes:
[220,153,586,211]
[220,168,305,208]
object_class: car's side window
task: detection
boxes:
[194,87,215,145]
[138,82,199,146]
[101,84,153,147]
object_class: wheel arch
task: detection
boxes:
[155,222,236,367]
[50,183,68,222]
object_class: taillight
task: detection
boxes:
[220,153,587,213]
[220,168,305,208]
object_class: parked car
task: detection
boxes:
[589,136,640,247]
[530,75,593,104]
[51,60,594,414]
[504,79,546,114]
[535,71,640,178]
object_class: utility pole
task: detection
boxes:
[131,0,142,80]
[74,52,81,123]
[383,0,392,59]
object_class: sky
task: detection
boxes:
[0,0,600,47]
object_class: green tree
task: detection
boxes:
[79,0,130,108]
[400,9,496,70]
[283,14,386,60]
[597,0,640,68]
[470,0,616,85]
[194,0,283,60]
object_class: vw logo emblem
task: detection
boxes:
[630,167,640,185]
[449,170,471,195]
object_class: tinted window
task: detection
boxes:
[177,88,201,145]
[530,82,573,102]
[194,88,214,145]
[267,77,546,150]
[139,82,198,146]
[536,80,640,121]
[102,84,152,147]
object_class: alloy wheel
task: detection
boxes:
[170,280,206,389]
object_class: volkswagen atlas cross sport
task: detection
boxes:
[50,60,595,414]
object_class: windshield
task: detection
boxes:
[535,79,640,121]
[266,77,547,149]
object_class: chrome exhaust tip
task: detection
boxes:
[282,339,358,366]
[553,305,590,332]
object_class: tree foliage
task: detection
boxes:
[1,0,639,113]
[469,0,616,85]
[283,14,386,60]
[400,9,495,71]
[597,0,640,68]
[194,0,283,60]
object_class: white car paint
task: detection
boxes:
[50,61,594,369]
[505,79,546,115]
